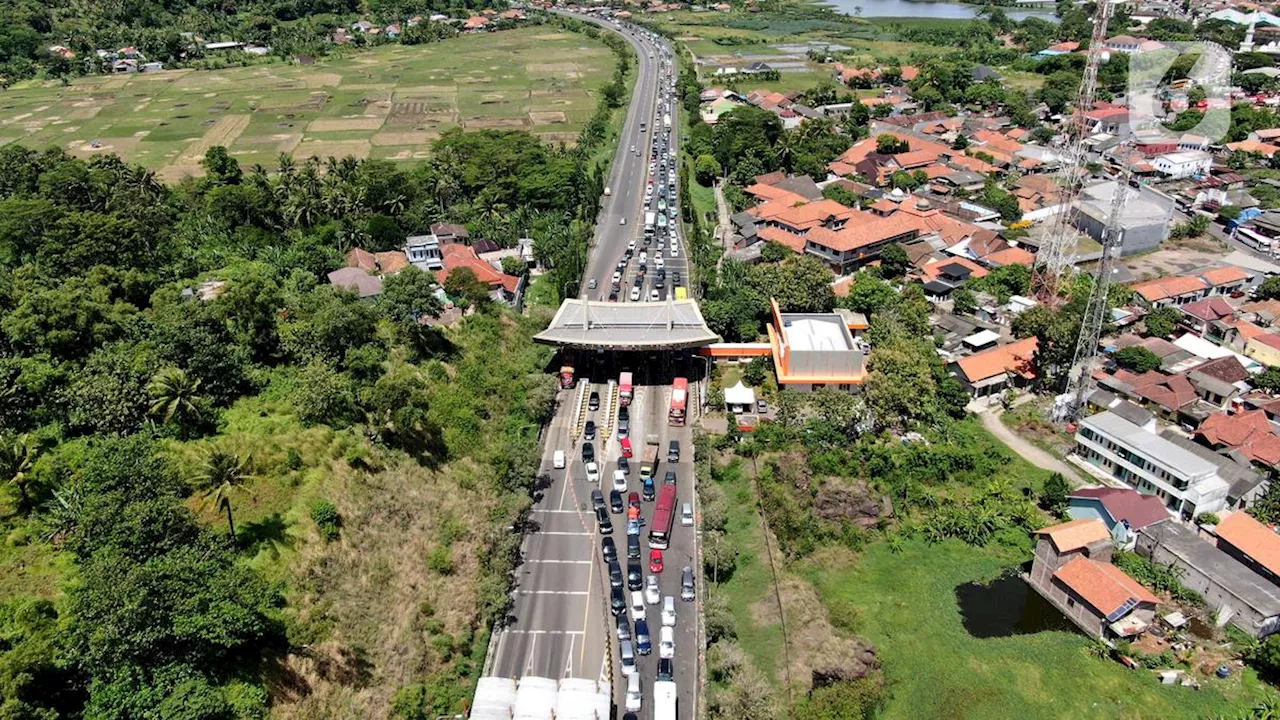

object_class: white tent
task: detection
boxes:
[724,381,756,412]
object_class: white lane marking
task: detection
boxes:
[523,634,538,677]
[535,531,593,537]
[523,559,592,565]
[564,634,577,679]
[517,590,590,596]
[501,629,585,636]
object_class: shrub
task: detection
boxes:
[1196,512,1220,526]
[427,546,455,575]
[707,640,746,682]
[310,500,341,541]
[827,597,862,633]
[705,591,738,644]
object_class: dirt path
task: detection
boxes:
[977,408,1087,487]
[713,180,732,272]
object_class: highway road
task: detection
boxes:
[487,14,701,719]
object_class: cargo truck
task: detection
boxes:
[619,372,634,407]
[639,434,660,479]
[559,366,575,390]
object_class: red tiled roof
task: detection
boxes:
[1201,266,1251,287]
[1068,487,1171,531]
[1193,356,1250,385]
[756,225,807,253]
[1127,371,1198,412]
[751,198,859,232]
[1197,410,1280,467]
[921,256,988,280]
[955,336,1038,383]
[435,243,517,292]
[1054,556,1159,615]
[1232,320,1270,342]
[745,183,809,205]
[1180,296,1236,323]
[1215,512,1280,579]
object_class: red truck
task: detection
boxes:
[668,377,688,427]
[559,365,575,390]
[619,371,633,407]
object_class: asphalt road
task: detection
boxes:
[487,16,701,718]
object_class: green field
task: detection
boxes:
[0,27,616,180]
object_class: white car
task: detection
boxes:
[661,596,676,627]
[553,450,566,469]
[629,287,641,302]
[659,625,675,659]
[620,217,626,225]
[630,591,646,622]
[625,673,642,712]
[585,462,600,484]
[670,245,678,258]
[681,502,694,526]
[613,470,628,492]
[644,574,661,605]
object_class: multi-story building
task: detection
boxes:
[1074,410,1230,518]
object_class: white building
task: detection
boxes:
[1153,150,1213,179]
[404,234,443,270]
[1074,411,1230,519]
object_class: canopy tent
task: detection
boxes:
[724,381,756,410]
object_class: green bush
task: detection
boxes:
[1196,512,1220,526]
[427,546,455,575]
[310,500,341,541]
[827,597,862,633]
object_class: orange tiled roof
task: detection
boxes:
[1201,266,1251,286]
[985,246,1036,268]
[955,336,1039,384]
[1197,410,1280,467]
[745,183,809,205]
[1226,139,1280,157]
[946,154,999,175]
[756,225,807,253]
[1215,512,1280,578]
[1131,275,1209,303]
[921,256,988,280]
[1232,319,1270,341]
[1053,556,1159,615]
[803,211,921,253]
[374,251,410,274]
[899,65,920,82]
[435,243,517,292]
[1035,518,1111,551]
[892,149,940,169]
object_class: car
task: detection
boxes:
[663,470,677,486]
[596,506,613,535]
[629,287,640,301]
[630,591,646,621]
[657,658,674,682]
[553,450,566,469]
[628,491,641,510]
[590,488,605,511]
[602,536,617,564]
[662,596,676,627]
[617,418,629,438]
[620,639,637,676]
[642,476,656,501]
[610,585,626,616]
[649,548,664,574]
[668,440,680,462]
[609,560,624,589]
[627,533,641,560]
[649,289,659,302]
[659,625,675,659]
[610,490,624,514]
[682,566,697,600]
[613,470,628,492]
[618,405,629,422]
[585,461,599,483]
[673,272,682,284]
[617,614,631,642]
[627,518,642,536]
[619,436,633,457]
[635,617,652,656]
[625,672,642,712]
[587,278,597,290]
[757,399,769,413]
[608,290,619,302]
[681,502,693,526]
[627,560,643,590]
[582,442,595,463]
[620,217,626,225]
[644,574,661,605]
[589,392,600,411]
[617,456,630,475]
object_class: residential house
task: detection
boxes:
[1179,296,1236,339]
[949,336,1039,399]
[1104,35,1146,53]
[435,243,523,305]
[1074,410,1231,517]
[430,222,470,244]
[1153,150,1214,179]
[1130,275,1209,310]
[1067,487,1173,549]
[1213,512,1280,586]
[327,267,384,298]
[346,247,410,275]
[1197,410,1280,475]
[1036,40,1081,57]
[1135,521,1280,638]
[405,234,444,270]
[1246,334,1280,368]
[1202,265,1252,297]
[1027,518,1159,639]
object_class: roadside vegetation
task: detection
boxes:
[0,14,635,717]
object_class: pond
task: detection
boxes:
[822,0,1057,21]
[956,572,1083,639]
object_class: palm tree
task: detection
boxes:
[193,448,252,541]
[148,367,203,438]
[0,434,38,512]
[42,484,83,546]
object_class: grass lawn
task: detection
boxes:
[524,272,561,309]
[801,539,1272,719]
[0,26,617,179]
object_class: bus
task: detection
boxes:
[649,483,677,550]
[654,680,677,720]
[668,377,688,427]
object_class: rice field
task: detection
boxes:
[0,27,617,180]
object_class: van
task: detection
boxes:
[625,672,642,712]
[553,450,566,469]
[620,639,637,676]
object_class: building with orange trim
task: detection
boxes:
[764,299,866,391]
